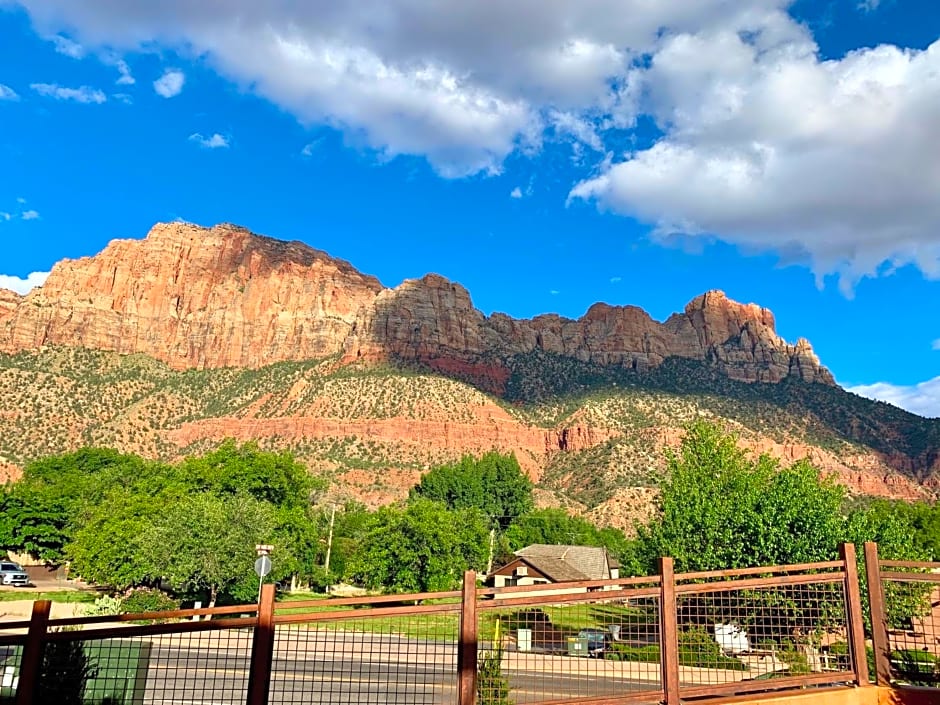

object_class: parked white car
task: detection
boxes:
[0,561,30,587]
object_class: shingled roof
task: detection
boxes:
[513,544,611,582]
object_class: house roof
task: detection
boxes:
[513,544,611,582]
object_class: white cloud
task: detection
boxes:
[570,34,940,293]
[0,84,20,101]
[0,212,10,221]
[114,59,135,85]
[848,377,940,419]
[188,132,229,149]
[0,271,50,295]
[13,0,940,288]
[31,83,106,103]
[610,276,622,283]
[20,210,40,220]
[857,0,882,11]
[16,198,26,204]
[51,34,84,58]
[300,138,324,157]
[509,187,523,199]
[932,339,940,351]
[153,69,184,98]
[11,0,798,177]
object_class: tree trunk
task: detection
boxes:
[209,585,218,608]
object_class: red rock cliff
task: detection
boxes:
[0,222,835,389]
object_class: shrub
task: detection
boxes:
[37,632,97,705]
[891,649,939,685]
[678,627,747,671]
[120,588,179,615]
[83,594,123,617]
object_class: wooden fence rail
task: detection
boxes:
[3,542,936,705]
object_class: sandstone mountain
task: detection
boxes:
[0,222,832,390]
[0,222,936,529]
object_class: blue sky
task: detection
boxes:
[0,0,938,416]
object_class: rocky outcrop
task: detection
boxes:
[0,222,834,389]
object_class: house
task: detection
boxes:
[488,544,620,597]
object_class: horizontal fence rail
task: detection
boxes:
[0,542,925,704]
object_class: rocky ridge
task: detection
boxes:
[0,222,833,392]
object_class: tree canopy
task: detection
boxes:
[409,451,533,530]
[635,421,848,573]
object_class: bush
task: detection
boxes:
[83,594,123,617]
[120,588,179,615]
[605,629,746,671]
[891,649,939,685]
[37,634,97,705]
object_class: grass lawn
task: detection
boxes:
[0,589,100,603]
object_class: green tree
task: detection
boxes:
[351,499,489,593]
[143,491,276,606]
[503,508,630,561]
[179,440,325,508]
[410,452,533,530]
[636,422,846,573]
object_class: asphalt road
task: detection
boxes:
[111,631,662,705]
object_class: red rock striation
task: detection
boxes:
[0,222,834,390]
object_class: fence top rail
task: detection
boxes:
[0,619,30,630]
[46,602,258,627]
[675,570,845,595]
[43,614,259,641]
[880,570,940,583]
[676,560,845,582]
[679,671,854,699]
[274,600,460,625]
[274,589,461,612]
[478,574,660,597]
[477,585,660,611]
[880,560,940,570]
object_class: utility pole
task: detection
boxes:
[486,526,496,574]
[323,504,337,573]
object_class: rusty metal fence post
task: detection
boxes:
[246,583,276,705]
[15,599,50,705]
[458,570,478,705]
[840,542,870,685]
[659,557,680,705]
[863,541,892,686]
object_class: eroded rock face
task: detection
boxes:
[0,222,834,389]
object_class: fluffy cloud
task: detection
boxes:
[153,69,184,98]
[12,0,940,285]
[0,271,50,295]
[932,339,940,351]
[847,377,940,419]
[31,83,106,103]
[0,84,18,101]
[20,210,40,220]
[509,187,523,199]
[12,0,794,176]
[571,34,940,292]
[188,132,229,149]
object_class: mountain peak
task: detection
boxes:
[0,222,833,389]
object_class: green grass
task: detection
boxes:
[0,590,101,603]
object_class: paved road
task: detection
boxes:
[107,631,662,705]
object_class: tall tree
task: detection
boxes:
[410,451,533,530]
[351,499,489,593]
[636,421,846,573]
[142,491,276,606]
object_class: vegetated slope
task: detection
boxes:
[0,346,935,532]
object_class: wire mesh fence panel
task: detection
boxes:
[0,631,25,703]
[880,565,940,688]
[271,610,460,705]
[674,576,854,695]
[39,626,254,705]
[478,592,663,704]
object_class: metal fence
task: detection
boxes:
[0,542,925,705]
[865,542,940,689]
